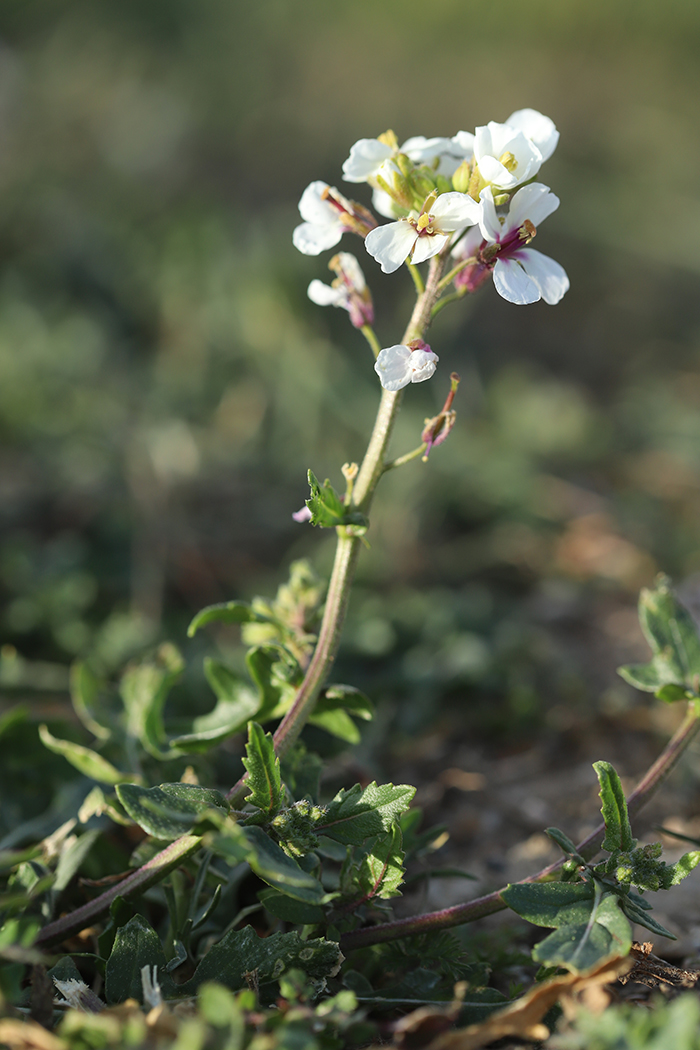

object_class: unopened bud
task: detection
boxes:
[377,129,399,151]
[452,160,471,194]
[421,373,460,460]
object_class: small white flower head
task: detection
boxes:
[365,191,482,274]
[307,252,374,328]
[293,182,377,256]
[453,182,569,305]
[374,341,439,391]
[343,130,475,184]
[473,109,558,192]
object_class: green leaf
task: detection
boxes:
[318,782,416,845]
[281,743,323,803]
[621,898,675,939]
[305,470,368,533]
[664,849,700,887]
[243,723,283,820]
[187,600,275,638]
[70,662,111,740]
[309,685,375,743]
[243,825,325,903]
[169,658,260,753]
[258,888,324,924]
[594,761,635,853]
[116,783,229,840]
[105,915,175,1003]
[618,575,700,699]
[245,645,300,721]
[120,644,184,759]
[502,881,632,973]
[357,826,406,901]
[180,926,341,995]
[54,830,100,893]
[38,725,133,785]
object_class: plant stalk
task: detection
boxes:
[339,701,700,952]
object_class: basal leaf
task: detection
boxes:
[180,926,341,995]
[116,783,229,840]
[120,644,184,759]
[594,761,635,853]
[38,725,133,786]
[105,915,175,1003]
[318,782,416,846]
[243,723,283,819]
[187,600,275,637]
[169,658,260,753]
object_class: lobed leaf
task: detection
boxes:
[594,761,635,853]
[318,782,416,845]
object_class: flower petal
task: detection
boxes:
[333,252,366,291]
[411,232,449,265]
[505,183,560,231]
[374,344,414,390]
[365,221,418,274]
[515,248,570,304]
[298,181,335,224]
[307,280,345,307]
[342,139,394,182]
[372,187,400,219]
[293,221,343,255]
[492,257,541,304]
[431,191,482,231]
[408,348,439,384]
[451,223,483,261]
[505,109,559,162]
[477,186,503,242]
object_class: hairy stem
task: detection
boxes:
[35,255,449,947]
[339,702,700,952]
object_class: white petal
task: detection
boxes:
[411,233,449,264]
[298,181,334,224]
[477,187,502,242]
[334,252,366,291]
[477,154,520,190]
[365,221,417,274]
[505,183,560,231]
[372,187,400,219]
[493,257,541,304]
[408,348,439,384]
[342,139,394,182]
[307,280,345,307]
[450,131,475,158]
[401,135,452,163]
[516,248,569,304]
[374,344,413,390]
[431,192,482,232]
[293,221,343,256]
[505,109,559,162]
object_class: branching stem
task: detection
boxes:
[339,701,700,952]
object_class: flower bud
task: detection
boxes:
[451,160,471,194]
[421,373,460,460]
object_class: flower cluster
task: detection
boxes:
[294,109,568,392]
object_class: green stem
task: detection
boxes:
[339,701,700,952]
[360,324,382,359]
[431,290,466,319]
[407,261,425,295]
[383,443,428,472]
[436,256,476,292]
[34,253,450,947]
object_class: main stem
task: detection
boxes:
[36,254,448,946]
[339,702,700,952]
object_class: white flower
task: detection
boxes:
[307,252,374,328]
[292,182,376,255]
[374,343,439,391]
[343,132,475,183]
[454,183,568,305]
[473,109,558,192]
[365,192,481,274]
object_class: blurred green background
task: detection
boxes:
[2,0,700,771]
